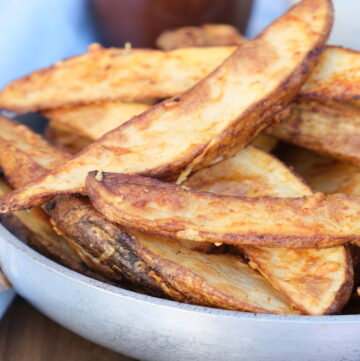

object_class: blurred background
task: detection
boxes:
[0,0,358,89]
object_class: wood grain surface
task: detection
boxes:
[0,297,135,361]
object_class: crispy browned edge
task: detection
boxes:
[321,246,354,314]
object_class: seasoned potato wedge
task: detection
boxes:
[186,146,353,315]
[0,0,333,212]
[268,100,360,166]
[86,171,360,248]
[156,24,245,50]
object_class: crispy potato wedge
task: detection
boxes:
[268,100,360,166]
[156,24,245,50]
[0,178,93,275]
[0,0,333,212]
[186,146,353,315]
[86,171,360,248]
[43,102,151,141]
[0,45,235,113]
[300,46,360,103]
[0,121,298,313]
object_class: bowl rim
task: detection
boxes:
[2,223,360,324]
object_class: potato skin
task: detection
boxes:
[44,195,184,300]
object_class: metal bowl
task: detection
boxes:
[1,224,360,361]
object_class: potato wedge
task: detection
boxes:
[86,171,360,248]
[45,102,277,154]
[43,102,151,142]
[186,146,353,315]
[0,120,298,313]
[0,0,333,212]
[156,24,245,50]
[280,145,360,194]
[0,178,93,276]
[0,45,235,113]
[268,100,360,166]
[300,46,360,103]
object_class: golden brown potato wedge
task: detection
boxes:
[0,178,93,275]
[0,121,299,313]
[268,100,360,166]
[186,146,353,315]
[0,45,235,113]
[86,171,360,248]
[156,23,245,50]
[0,0,333,212]
[300,46,360,103]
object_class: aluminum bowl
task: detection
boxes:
[1,224,360,361]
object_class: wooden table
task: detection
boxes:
[0,297,135,361]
